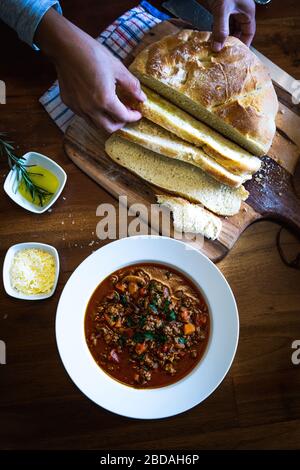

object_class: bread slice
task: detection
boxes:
[136,86,261,175]
[156,194,222,240]
[105,134,249,216]
[119,119,251,188]
[130,30,278,156]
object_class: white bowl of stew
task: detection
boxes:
[56,236,239,419]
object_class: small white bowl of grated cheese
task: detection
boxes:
[3,242,59,300]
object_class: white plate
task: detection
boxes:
[56,236,239,419]
[3,151,67,214]
[3,242,60,300]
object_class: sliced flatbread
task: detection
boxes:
[156,194,222,240]
[105,134,248,216]
[137,86,261,175]
[119,119,251,188]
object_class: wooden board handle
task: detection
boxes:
[246,157,300,236]
[269,184,300,235]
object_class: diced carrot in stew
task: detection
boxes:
[115,283,126,293]
[129,282,138,295]
[114,318,122,328]
[184,323,195,335]
[180,308,190,322]
[135,342,147,355]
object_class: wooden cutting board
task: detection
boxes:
[64,20,300,262]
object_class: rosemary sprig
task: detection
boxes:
[0,133,53,206]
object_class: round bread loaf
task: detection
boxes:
[130,30,278,156]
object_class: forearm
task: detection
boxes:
[0,0,62,49]
[34,7,91,63]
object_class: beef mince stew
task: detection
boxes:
[85,264,210,388]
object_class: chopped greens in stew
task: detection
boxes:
[85,264,209,388]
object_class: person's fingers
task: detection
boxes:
[87,110,125,133]
[117,68,146,103]
[211,4,231,52]
[91,64,145,123]
[104,95,142,123]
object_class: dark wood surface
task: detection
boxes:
[0,1,300,450]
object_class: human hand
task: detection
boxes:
[36,9,145,133]
[55,39,145,133]
[204,0,256,51]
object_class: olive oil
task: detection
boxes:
[18,165,59,206]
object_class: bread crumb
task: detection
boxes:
[48,208,52,213]
[63,196,66,200]
[88,240,95,247]
[72,220,75,224]
[280,109,285,114]
[61,221,64,225]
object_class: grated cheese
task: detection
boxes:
[10,248,56,295]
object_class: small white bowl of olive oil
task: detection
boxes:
[3,151,67,213]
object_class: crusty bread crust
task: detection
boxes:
[130,30,278,155]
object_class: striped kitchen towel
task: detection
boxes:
[39,1,169,132]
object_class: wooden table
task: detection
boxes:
[0,0,300,450]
